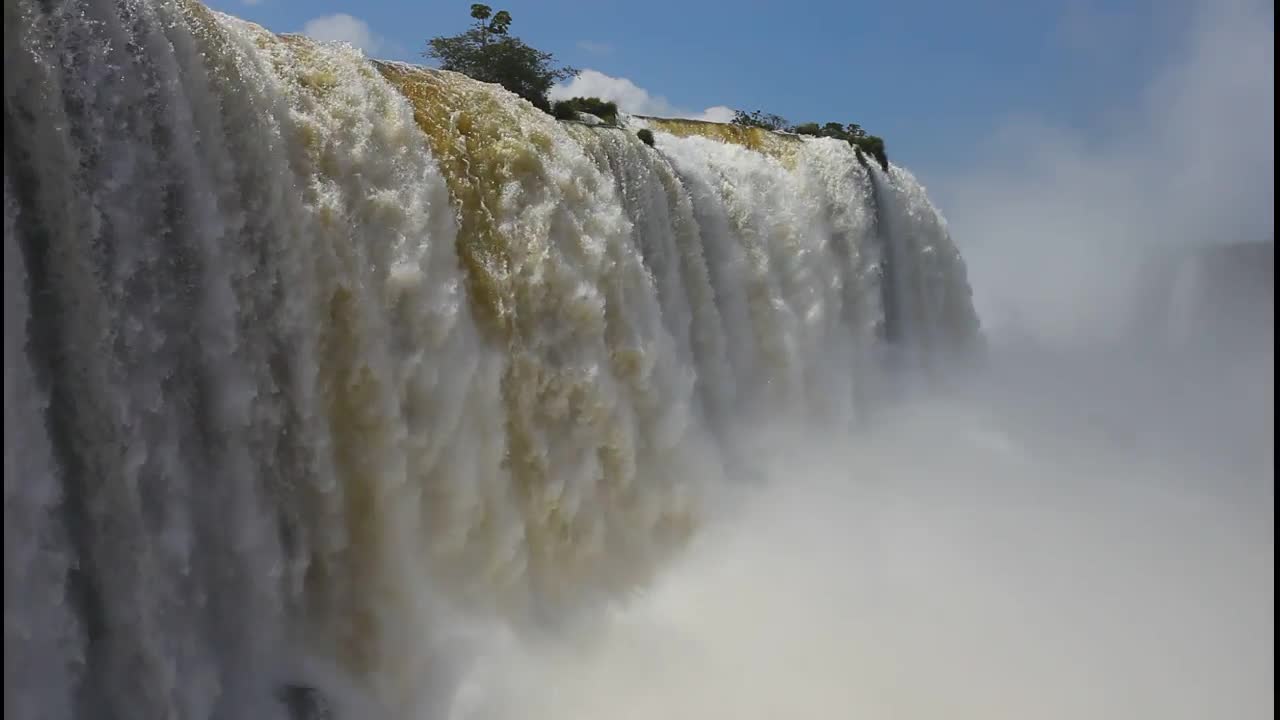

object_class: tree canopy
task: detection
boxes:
[731,109,790,131]
[425,4,577,111]
[551,96,619,124]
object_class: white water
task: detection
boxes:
[9,2,1268,720]
[4,1,979,716]
[449,401,1273,720]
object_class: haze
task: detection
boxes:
[445,1,1274,717]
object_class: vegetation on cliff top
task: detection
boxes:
[424,4,577,111]
[425,4,892,169]
[551,96,620,125]
[730,110,790,132]
[734,110,890,171]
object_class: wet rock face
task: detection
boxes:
[1136,241,1274,350]
[279,685,334,720]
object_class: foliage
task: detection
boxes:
[551,100,580,120]
[426,5,577,111]
[788,117,888,171]
[852,135,889,171]
[469,4,512,36]
[551,96,620,124]
[731,109,790,131]
[636,128,655,147]
[819,121,847,138]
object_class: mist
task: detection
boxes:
[441,1,1273,717]
[935,0,1273,344]
[3,0,1268,716]
[448,402,1271,719]
[442,335,1271,717]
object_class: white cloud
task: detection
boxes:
[933,0,1274,345]
[698,105,737,123]
[301,14,382,54]
[576,41,613,55]
[551,69,733,122]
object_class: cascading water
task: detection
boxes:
[3,1,979,717]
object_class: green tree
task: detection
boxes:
[731,109,789,131]
[467,4,511,43]
[819,122,845,138]
[426,5,577,111]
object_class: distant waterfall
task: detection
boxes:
[3,1,979,717]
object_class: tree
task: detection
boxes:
[731,109,789,131]
[468,4,512,42]
[470,4,492,31]
[489,10,512,35]
[819,122,845,138]
[426,5,577,111]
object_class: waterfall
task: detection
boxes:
[3,1,979,717]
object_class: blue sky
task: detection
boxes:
[210,0,1193,174]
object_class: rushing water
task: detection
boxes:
[3,1,980,717]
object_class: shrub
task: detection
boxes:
[637,128,655,147]
[789,117,890,171]
[570,96,619,124]
[551,99,580,120]
[549,96,619,124]
[819,122,846,138]
[852,135,889,171]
